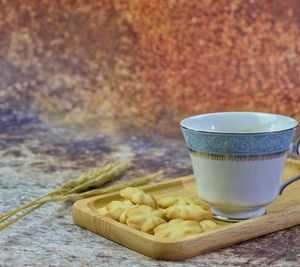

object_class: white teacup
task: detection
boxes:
[180,112,300,221]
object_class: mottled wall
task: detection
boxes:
[1,0,300,135]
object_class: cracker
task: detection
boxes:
[157,196,197,208]
[120,187,157,208]
[106,200,134,221]
[125,205,166,233]
[154,219,203,238]
[199,219,218,232]
[165,204,211,221]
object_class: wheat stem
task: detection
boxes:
[0,194,50,223]
[0,203,44,231]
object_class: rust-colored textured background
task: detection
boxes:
[2,2,300,265]
[1,0,300,134]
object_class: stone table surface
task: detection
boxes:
[1,113,300,267]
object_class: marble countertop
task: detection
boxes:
[1,113,300,267]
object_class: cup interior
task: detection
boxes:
[180,112,298,134]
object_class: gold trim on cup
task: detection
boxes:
[188,149,287,161]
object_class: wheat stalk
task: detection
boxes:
[0,161,130,228]
[0,162,123,224]
[0,161,163,231]
[58,162,118,194]
[40,171,162,203]
[63,160,131,194]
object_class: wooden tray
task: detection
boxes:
[72,159,300,260]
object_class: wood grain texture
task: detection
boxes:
[72,159,300,260]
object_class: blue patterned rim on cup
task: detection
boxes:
[180,112,298,156]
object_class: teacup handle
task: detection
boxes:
[288,136,300,156]
[279,136,300,195]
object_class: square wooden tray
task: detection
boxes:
[72,159,300,260]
